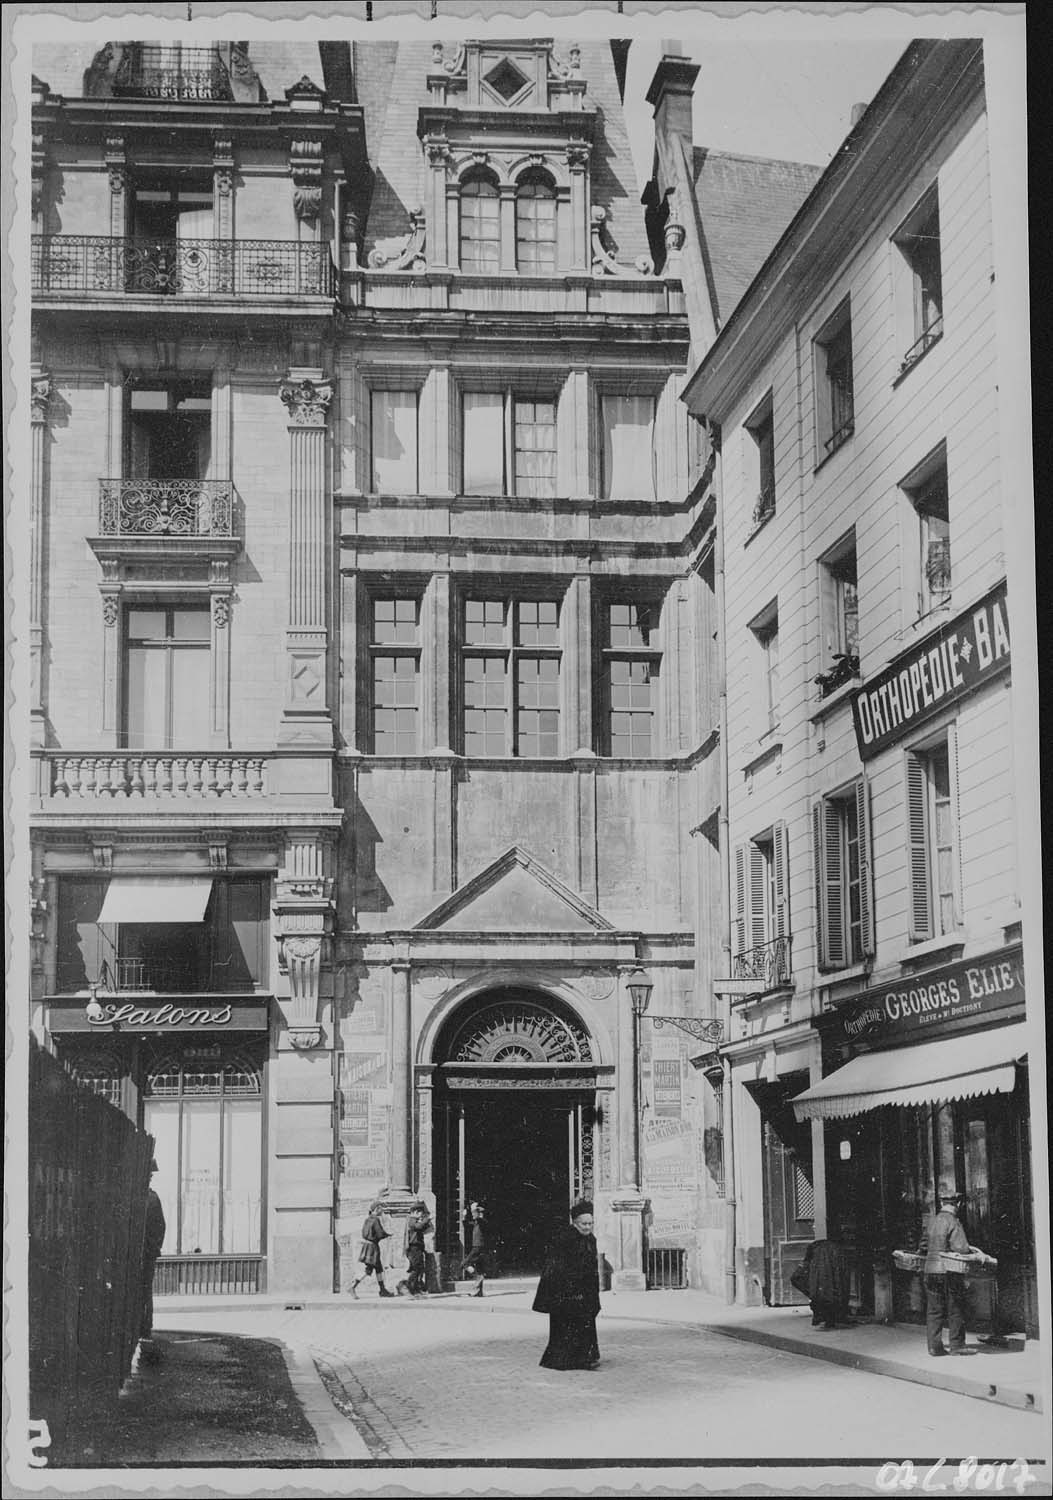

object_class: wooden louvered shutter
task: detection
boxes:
[855,776,875,957]
[733,845,747,959]
[772,821,790,940]
[748,843,767,950]
[815,798,846,969]
[813,801,828,969]
[947,722,963,926]
[906,751,933,941]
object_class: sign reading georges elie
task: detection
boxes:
[852,582,1010,761]
[820,945,1024,1047]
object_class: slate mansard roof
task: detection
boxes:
[691,148,822,327]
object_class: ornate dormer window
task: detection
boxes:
[416,38,595,278]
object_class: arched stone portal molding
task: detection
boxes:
[414,967,617,1071]
[445,999,593,1065]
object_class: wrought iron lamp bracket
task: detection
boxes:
[648,1015,724,1045]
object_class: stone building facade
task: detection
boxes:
[28,35,817,1298]
[680,40,1037,1335]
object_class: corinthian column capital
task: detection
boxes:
[279,372,333,427]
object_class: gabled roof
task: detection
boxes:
[693,148,822,327]
[415,845,614,932]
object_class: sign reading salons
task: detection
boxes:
[819,945,1024,1048]
[851,582,1010,761]
[47,1000,270,1033]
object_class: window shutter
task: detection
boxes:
[733,845,747,959]
[855,776,875,957]
[905,752,933,941]
[813,801,829,969]
[463,392,505,495]
[819,800,846,968]
[772,820,790,940]
[748,843,767,951]
[947,721,963,925]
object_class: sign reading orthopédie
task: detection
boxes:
[851,582,1010,761]
[47,999,270,1032]
[820,944,1023,1048]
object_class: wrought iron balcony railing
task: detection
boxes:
[731,935,793,990]
[99,478,234,539]
[113,45,233,101]
[898,315,944,376]
[100,957,199,993]
[32,236,335,299]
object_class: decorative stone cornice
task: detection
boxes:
[279,374,333,427]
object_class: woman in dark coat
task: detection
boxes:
[533,1200,601,1370]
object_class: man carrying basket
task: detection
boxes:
[919,1191,993,1356]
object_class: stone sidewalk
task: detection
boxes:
[155,1284,1046,1415]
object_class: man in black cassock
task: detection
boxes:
[533,1200,601,1370]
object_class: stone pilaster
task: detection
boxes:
[213,136,234,241]
[29,369,52,745]
[423,136,452,270]
[104,134,126,237]
[389,959,413,1193]
[566,142,590,274]
[276,370,335,766]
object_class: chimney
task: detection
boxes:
[646,49,700,153]
[850,101,867,128]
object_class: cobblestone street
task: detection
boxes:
[156,1301,1044,1464]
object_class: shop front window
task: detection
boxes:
[144,1045,263,1255]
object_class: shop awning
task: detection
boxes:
[792,1024,1029,1121]
[97,877,213,925]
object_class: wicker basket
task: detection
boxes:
[892,1250,925,1274]
[937,1251,996,1274]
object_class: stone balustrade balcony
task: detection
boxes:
[46,751,272,801]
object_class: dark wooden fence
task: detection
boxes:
[28,1035,154,1462]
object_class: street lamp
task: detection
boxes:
[626,967,653,1194]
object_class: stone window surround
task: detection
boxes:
[425,144,589,277]
[348,571,683,762]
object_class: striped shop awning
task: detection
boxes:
[792,1023,1029,1121]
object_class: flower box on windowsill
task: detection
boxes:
[745,489,775,541]
[814,653,860,699]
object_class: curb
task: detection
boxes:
[273,1338,372,1459]
[692,1321,1043,1415]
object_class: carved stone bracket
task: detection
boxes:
[591,207,654,278]
[279,374,333,427]
[32,128,47,219]
[211,592,232,628]
[105,134,127,194]
[368,208,427,273]
[273,845,335,1039]
[289,137,324,222]
[213,136,234,198]
[30,372,53,422]
[30,878,48,968]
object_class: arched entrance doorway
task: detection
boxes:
[431,988,598,1277]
